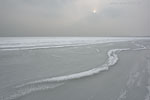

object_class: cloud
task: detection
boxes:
[0,0,149,36]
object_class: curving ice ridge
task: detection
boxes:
[15,48,130,89]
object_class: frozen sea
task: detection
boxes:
[0,37,150,100]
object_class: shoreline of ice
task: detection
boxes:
[0,37,148,51]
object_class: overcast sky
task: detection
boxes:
[0,0,149,36]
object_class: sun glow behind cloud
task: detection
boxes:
[62,1,105,20]
[92,8,97,14]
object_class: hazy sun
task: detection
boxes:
[92,9,97,14]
